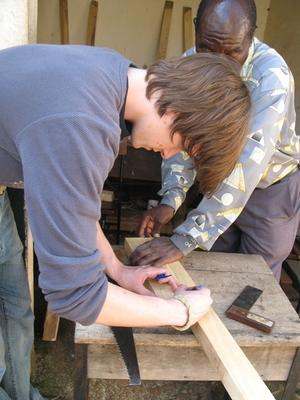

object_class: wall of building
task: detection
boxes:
[38,0,271,66]
[264,0,300,133]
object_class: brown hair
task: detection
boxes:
[146,53,251,196]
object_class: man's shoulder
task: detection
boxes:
[251,38,293,91]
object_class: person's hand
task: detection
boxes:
[130,237,183,266]
[115,265,178,296]
[138,204,175,237]
[172,284,213,329]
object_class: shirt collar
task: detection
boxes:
[241,38,256,79]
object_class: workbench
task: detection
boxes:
[74,248,300,400]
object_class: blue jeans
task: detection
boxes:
[0,192,45,400]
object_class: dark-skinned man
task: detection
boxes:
[132,0,300,281]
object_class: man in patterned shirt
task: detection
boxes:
[131,0,300,281]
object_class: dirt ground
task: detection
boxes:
[31,319,290,400]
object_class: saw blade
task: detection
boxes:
[107,276,141,385]
[111,326,141,385]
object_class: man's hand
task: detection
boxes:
[138,204,175,237]
[115,265,178,296]
[130,237,183,266]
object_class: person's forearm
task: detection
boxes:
[96,282,187,327]
[96,222,123,280]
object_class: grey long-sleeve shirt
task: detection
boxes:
[0,45,131,325]
[160,38,300,254]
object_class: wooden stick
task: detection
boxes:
[59,0,69,44]
[25,214,34,311]
[183,7,193,53]
[156,1,174,60]
[124,238,275,400]
[86,0,99,46]
[101,190,114,203]
[43,309,60,341]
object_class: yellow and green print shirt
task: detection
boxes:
[160,38,300,254]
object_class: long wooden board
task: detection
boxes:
[59,0,69,44]
[86,0,99,46]
[125,238,275,400]
[183,7,193,52]
[156,1,173,60]
[43,309,60,341]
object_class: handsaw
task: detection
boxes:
[107,277,141,385]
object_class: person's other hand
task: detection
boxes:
[130,237,183,266]
[115,265,178,296]
[173,284,213,328]
[138,204,175,237]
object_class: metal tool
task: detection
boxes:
[110,326,141,385]
[108,277,141,385]
[226,285,275,333]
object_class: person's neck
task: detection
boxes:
[125,68,149,122]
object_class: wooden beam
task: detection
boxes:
[183,7,193,53]
[28,0,38,44]
[59,0,69,44]
[156,1,173,60]
[42,308,60,341]
[124,238,276,400]
[25,215,34,310]
[86,0,99,46]
[101,190,114,203]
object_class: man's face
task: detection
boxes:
[195,1,252,65]
[130,105,183,159]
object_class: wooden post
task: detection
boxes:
[59,0,69,44]
[25,219,34,310]
[86,0,99,46]
[42,310,60,341]
[28,0,38,44]
[183,7,193,53]
[125,238,276,400]
[74,344,89,400]
[281,348,300,400]
[156,1,173,60]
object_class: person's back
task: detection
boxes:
[0,44,129,187]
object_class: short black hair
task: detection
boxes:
[194,0,257,38]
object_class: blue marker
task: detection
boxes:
[155,273,172,281]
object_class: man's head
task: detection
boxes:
[194,0,257,64]
[129,53,251,196]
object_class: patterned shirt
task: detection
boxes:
[159,38,300,255]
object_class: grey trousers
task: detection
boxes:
[211,168,300,281]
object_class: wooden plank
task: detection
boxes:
[59,0,69,44]
[42,308,60,341]
[75,320,300,349]
[125,238,276,400]
[156,1,173,60]
[184,250,272,275]
[86,0,98,46]
[74,344,89,400]
[183,7,193,52]
[28,0,38,44]
[76,246,300,348]
[282,348,300,400]
[88,343,295,382]
[25,217,34,310]
[101,190,114,203]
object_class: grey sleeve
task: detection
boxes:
[171,83,289,254]
[17,114,117,325]
[159,151,196,212]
